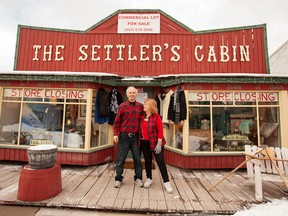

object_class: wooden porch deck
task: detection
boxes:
[0,161,287,215]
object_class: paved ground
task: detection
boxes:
[1,205,224,215]
[0,205,149,216]
[0,205,39,216]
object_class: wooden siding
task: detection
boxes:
[164,149,246,169]
[0,147,114,166]
[0,147,244,169]
[15,25,267,76]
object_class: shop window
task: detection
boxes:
[89,90,109,148]
[175,125,183,150]
[0,102,21,144]
[90,122,108,147]
[63,102,84,148]
[258,107,280,148]
[0,88,88,149]
[20,103,62,146]
[189,107,211,152]
[18,100,85,148]
[188,91,280,153]
[99,124,108,145]
[165,123,181,149]
[213,107,257,152]
[163,124,171,147]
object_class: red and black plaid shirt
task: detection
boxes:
[113,101,144,136]
[139,113,166,150]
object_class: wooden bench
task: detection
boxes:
[244,145,288,202]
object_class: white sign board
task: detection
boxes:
[188,92,278,102]
[118,14,160,34]
[136,93,148,104]
[4,88,87,99]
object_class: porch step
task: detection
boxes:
[124,158,156,170]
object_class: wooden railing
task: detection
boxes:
[244,145,288,202]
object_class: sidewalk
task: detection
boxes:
[0,205,147,216]
[1,161,287,215]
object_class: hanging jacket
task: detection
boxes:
[98,88,110,117]
[168,87,187,124]
[155,93,166,118]
[95,89,109,124]
[108,88,123,125]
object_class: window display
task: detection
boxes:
[0,88,88,149]
[189,106,211,151]
[188,91,280,153]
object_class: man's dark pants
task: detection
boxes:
[115,133,142,181]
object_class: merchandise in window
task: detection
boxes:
[188,91,280,153]
[0,88,87,149]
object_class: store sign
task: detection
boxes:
[30,139,54,145]
[4,88,87,99]
[16,13,267,75]
[136,93,148,104]
[32,44,250,63]
[117,13,160,34]
[189,92,278,102]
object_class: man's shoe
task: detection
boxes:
[144,178,153,188]
[135,179,143,188]
[114,181,122,188]
[164,181,173,194]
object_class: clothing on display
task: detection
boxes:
[213,108,230,135]
[43,105,62,131]
[97,88,110,117]
[167,86,187,124]
[94,87,123,125]
[95,89,109,124]
[155,89,167,117]
[108,88,123,125]
[159,90,173,123]
[239,119,253,134]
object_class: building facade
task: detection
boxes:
[1,9,287,168]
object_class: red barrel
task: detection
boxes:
[17,163,62,201]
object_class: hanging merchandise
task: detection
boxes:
[201,119,210,130]
[95,89,109,124]
[108,88,123,125]
[168,85,187,124]
[43,104,62,131]
[97,88,110,117]
[161,89,174,123]
[155,88,166,118]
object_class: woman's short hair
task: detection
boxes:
[144,99,158,114]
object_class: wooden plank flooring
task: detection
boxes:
[0,161,287,215]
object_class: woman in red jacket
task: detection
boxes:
[140,99,173,194]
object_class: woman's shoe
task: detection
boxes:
[144,178,153,188]
[164,182,173,194]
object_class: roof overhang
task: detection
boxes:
[1,71,288,87]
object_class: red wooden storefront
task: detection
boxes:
[0,9,276,169]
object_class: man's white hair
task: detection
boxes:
[126,86,138,95]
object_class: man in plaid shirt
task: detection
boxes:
[113,86,144,188]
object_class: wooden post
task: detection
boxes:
[245,145,254,178]
[253,159,263,202]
